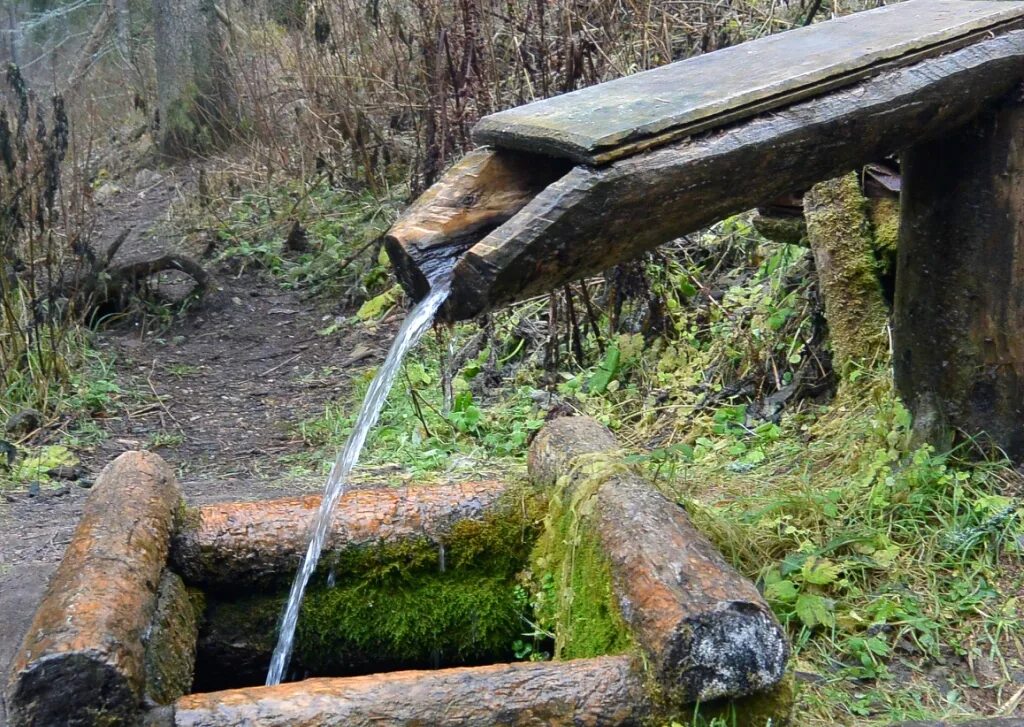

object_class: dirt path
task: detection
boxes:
[0,166,391,721]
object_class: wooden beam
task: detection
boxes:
[443,31,1024,320]
[6,452,182,727]
[894,94,1024,458]
[171,480,518,590]
[147,657,650,727]
[473,0,1024,165]
[528,416,790,706]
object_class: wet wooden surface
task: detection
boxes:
[171,480,511,589]
[5,451,182,727]
[154,656,648,727]
[473,0,1024,164]
[528,416,789,705]
[445,31,1024,320]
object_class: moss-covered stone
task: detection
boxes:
[530,455,633,660]
[143,570,199,705]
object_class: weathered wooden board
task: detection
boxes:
[473,0,1024,165]
[442,30,1024,320]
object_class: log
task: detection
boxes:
[803,173,889,378]
[144,571,200,705]
[440,31,1024,319]
[894,93,1024,458]
[384,149,569,301]
[6,451,183,727]
[171,480,527,589]
[528,416,789,706]
[148,656,649,727]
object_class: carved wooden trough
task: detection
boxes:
[387,0,1024,458]
[6,416,790,726]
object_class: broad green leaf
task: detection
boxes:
[795,593,835,628]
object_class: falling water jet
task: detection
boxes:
[266,276,453,686]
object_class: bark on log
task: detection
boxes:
[148,656,649,727]
[144,571,200,705]
[804,173,890,378]
[528,416,789,705]
[171,480,517,589]
[440,31,1024,319]
[894,93,1024,458]
[5,451,183,727]
[384,149,569,301]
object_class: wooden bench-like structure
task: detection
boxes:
[386,0,1024,458]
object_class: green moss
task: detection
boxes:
[867,197,899,274]
[322,485,545,587]
[530,455,633,659]
[204,571,524,673]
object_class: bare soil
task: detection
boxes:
[0,165,393,723]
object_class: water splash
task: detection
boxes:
[266,278,452,686]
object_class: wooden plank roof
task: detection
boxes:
[472,0,1024,165]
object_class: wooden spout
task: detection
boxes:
[384,149,569,305]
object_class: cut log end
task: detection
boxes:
[666,601,790,703]
[384,148,570,308]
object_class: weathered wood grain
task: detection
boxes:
[473,0,1024,164]
[894,94,1024,459]
[148,656,649,727]
[6,451,182,727]
[528,416,789,705]
[444,31,1024,320]
[171,480,514,589]
[384,149,568,300]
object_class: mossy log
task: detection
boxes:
[528,416,789,706]
[172,480,529,589]
[144,571,200,705]
[6,451,183,727]
[803,173,890,378]
[150,656,649,727]
[894,93,1024,458]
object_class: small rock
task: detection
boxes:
[27,482,40,497]
[93,181,121,204]
[6,408,43,435]
[77,478,94,490]
[46,464,83,481]
[134,168,163,188]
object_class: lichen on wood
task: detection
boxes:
[804,172,890,378]
[144,571,200,705]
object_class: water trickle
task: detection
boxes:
[266,278,452,686]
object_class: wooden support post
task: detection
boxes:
[146,656,649,727]
[528,416,790,706]
[171,480,519,589]
[894,92,1024,458]
[6,452,183,727]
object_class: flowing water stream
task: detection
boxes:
[266,277,452,686]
